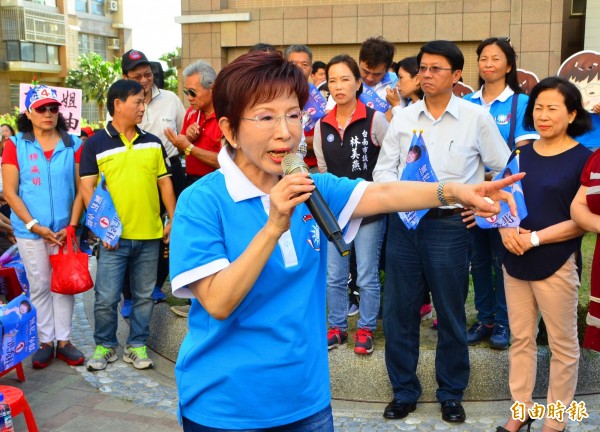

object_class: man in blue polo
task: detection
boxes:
[80,79,176,371]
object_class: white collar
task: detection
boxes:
[471,85,514,105]
[218,147,269,202]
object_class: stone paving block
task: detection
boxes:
[54,415,113,432]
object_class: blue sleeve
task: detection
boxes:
[311,173,363,219]
[514,94,538,143]
[169,179,229,297]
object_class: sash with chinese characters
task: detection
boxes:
[475,151,527,228]
[303,82,327,132]
[85,173,123,247]
[398,131,438,229]
[359,83,390,113]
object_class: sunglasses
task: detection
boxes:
[183,88,198,98]
[31,105,60,114]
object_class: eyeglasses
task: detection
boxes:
[241,111,305,129]
[418,65,454,74]
[31,105,60,114]
[127,72,153,82]
[183,88,198,98]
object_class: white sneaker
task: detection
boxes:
[123,346,154,369]
[87,346,117,371]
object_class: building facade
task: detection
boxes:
[0,0,131,118]
[177,0,586,91]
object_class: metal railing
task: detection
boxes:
[1,6,66,45]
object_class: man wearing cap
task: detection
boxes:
[121,49,185,305]
[80,79,176,371]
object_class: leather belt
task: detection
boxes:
[423,208,464,219]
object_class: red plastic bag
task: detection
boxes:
[49,227,94,295]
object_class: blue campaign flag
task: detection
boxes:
[475,152,528,229]
[398,132,438,229]
[383,71,398,89]
[85,173,122,247]
[303,82,327,132]
[359,83,390,113]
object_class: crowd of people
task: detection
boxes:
[0,34,599,432]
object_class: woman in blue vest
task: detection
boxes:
[463,37,540,350]
[313,54,389,355]
[2,85,85,369]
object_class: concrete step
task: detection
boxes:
[147,301,600,402]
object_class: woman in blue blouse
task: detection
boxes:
[168,51,524,432]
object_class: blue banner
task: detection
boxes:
[85,173,122,247]
[475,152,528,228]
[398,132,438,229]
[359,83,390,113]
[0,294,37,372]
[303,82,327,132]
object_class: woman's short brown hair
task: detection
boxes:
[212,51,309,139]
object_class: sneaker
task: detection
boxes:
[32,342,54,369]
[56,342,84,366]
[170,304,190,317]
[121,299,132,319]
[123,346,154,369]
[420,304,433,320]
[349,290,360,307]
[489,324,510,350]
[152,286,167,304]
[327,327,348,350]
[466,321,494,345]
[354,328,374,355]
[87,345,117,371]
[348,303,359,316]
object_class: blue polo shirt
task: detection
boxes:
[170,147,367,429]
[464,85,538,148]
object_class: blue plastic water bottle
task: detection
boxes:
[0,393,14,432]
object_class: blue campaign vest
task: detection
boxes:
[10,131,81,239]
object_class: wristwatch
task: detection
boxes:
[184,144,193,156]
[25,219,39,231]
[530,231,540,247]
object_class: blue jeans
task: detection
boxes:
[94,239,160,347]
[182,405,334,431]
[383,214,470,403]
[469,226,508,326]
[327,219,383,331]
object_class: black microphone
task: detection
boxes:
[281,154,351,257]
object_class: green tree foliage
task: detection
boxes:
[159,48,181,94]
[65,53,121,123]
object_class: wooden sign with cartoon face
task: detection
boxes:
[558,50,600,112]
[516,69,539,95]
[452,81,474,98]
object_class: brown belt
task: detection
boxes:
[423,208,464,219]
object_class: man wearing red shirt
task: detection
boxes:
[165,60,221,187]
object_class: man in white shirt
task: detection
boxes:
[373,40,510,424]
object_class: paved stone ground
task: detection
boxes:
[1,295,598,431]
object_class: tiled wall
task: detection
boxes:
[181,0,567,86]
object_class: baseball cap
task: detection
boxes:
[80,126,94,138]
[25,85,61,112]
[122,49,150,74]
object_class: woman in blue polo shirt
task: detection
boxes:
[464,37,540,350]
[169,51,524,432]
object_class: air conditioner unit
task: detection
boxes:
[108,0,118,12]
[108,38,120,50]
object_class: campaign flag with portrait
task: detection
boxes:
[359,83,390,113]
[302,83,327,132]
[85,173,122,247]
[475,151,527,229]
[398,131,438,229]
